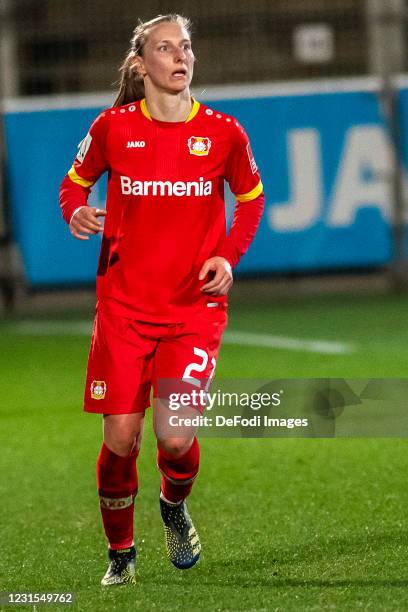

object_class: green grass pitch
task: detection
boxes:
[1,291,408,611]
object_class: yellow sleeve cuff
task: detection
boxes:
[68,166,94,188]
[235,180,263,202]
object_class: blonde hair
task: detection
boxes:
[113,14,192,107]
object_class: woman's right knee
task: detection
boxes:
[103,413,144,457]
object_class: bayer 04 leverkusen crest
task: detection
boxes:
[90,380,107,400]
[187,136,212,156]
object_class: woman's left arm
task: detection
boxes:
[214,120,265,269]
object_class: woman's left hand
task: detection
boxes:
[199,257,233,296]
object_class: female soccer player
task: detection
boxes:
[60,14,264,585]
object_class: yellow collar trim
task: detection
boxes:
[140,98,152,121]
[186,98,200,122]
[140,98,200,123]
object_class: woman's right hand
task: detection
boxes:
[69,206,107,240]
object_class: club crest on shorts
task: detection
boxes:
[187,136,211,156]
[90,380,107,400]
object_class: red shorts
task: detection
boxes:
[84,305,228,414]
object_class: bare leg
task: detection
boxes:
[103,412,145,456]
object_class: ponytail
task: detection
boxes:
[113,52,145,107]
[113,14,192,108]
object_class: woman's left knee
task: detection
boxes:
[158,437,193,458]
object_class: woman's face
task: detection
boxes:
[135,22,195,94]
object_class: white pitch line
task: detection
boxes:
[10,321,354,354]
[223,330,354,355]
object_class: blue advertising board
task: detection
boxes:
[4,106,107,285]
[3,79,405,285]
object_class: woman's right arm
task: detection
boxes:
[59,112,109,240]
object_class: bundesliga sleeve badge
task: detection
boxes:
[90,380,107,400]
[187,136,211,156]
[76,132,93,163]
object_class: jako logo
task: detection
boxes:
[120,175,213,197]
[127,140,146,148]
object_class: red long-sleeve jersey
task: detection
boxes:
[60,98,264,323]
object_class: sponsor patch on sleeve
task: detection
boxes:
[246,143,258,174]
[76,132,93,163]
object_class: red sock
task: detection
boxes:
[157,437,200,503]
[96,442,139,550]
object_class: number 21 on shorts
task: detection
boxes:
[182,347,216,391]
